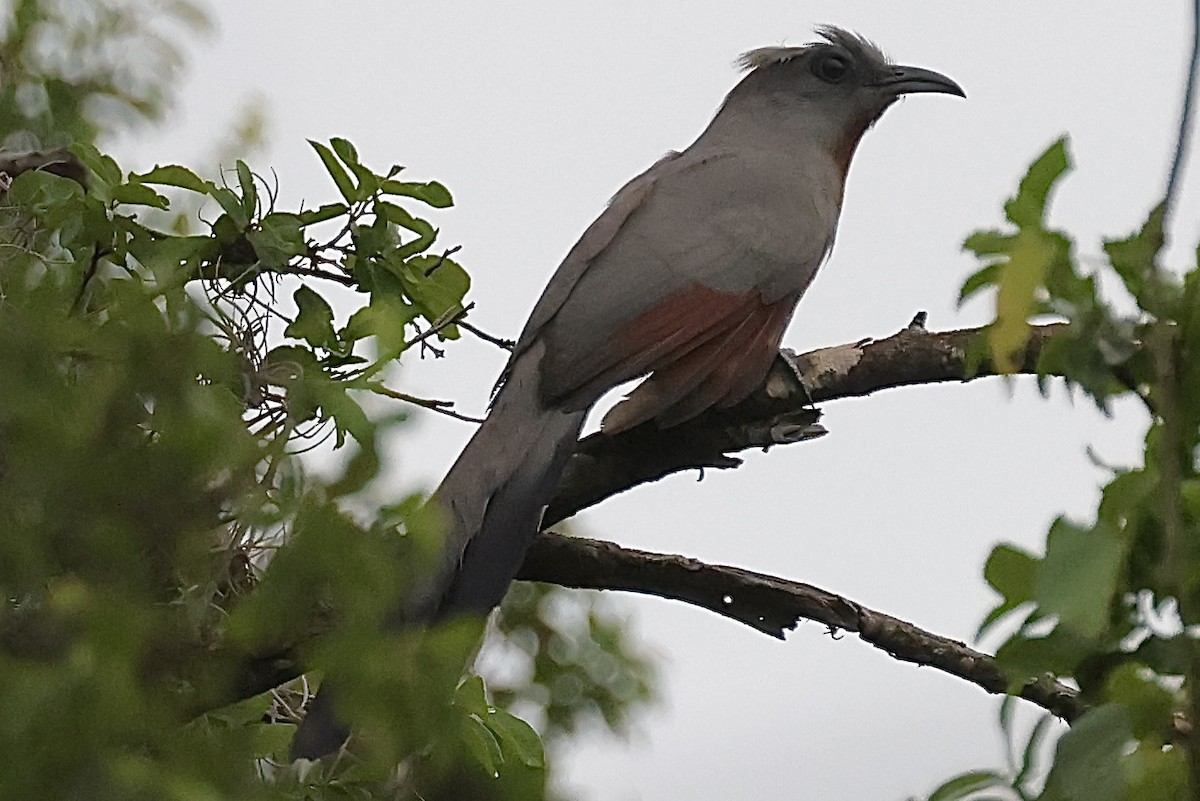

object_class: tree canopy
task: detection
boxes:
[2,3,1200,800]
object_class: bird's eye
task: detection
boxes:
[811,53,851,84]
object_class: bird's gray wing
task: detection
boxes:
[530,145,840,427]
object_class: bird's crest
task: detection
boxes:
[737,26,888,73]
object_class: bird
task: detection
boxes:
[290,25,963,760]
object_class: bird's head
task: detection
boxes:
[721,26,964,172]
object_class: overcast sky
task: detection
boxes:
[119,3,1198,799]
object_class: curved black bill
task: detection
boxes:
[878,65,965,98]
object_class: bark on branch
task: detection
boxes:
[0,149,88,187]
[547,318,1061,524]
[517,531,1085,722]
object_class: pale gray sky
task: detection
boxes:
[120,3,1196,799]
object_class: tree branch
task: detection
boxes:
[0,147,1084,723]
[0,149,88,187]
[516,531,1085,722]
[189,321,1083,724]
[548,319,1062,524]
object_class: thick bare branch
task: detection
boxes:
[517,532,1086,722]
[547,320,1063,524]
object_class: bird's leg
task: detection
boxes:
[777,348,817,408]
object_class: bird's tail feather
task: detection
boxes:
[291,346,583,759]
[289,684,348,761]
[428,346,585,617]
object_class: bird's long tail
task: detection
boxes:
[290,344,584,759]
[422,342,586,618]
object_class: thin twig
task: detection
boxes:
[71,245,107,314]
[366,382,484,424]
[404,301,475,357]
[320,199,368,252]
[1165,0,1200,223]
[458,320,515,351]
[277,263,355,287]
[422,244,462,276]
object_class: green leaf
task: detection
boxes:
[461,714,503,775]
[9,170,85,209]
[349,161,380,197]
[329,137,381,197]
[927,770,1009,801]
[381,179,454,208]
[1037,231,1087,312]
[1124,740,1188,801]
[211,213,242,246]
[1033,517,1124,639]
[394,254,471,333]
[235,159,257,219]
[298,202,349,226]
[327,436,380,497]
[377,201,433,236]
[378,200,438,258]
[351,216,398,258]
[70,141,121,189]
[1182,261,1200,423]
[995,625,1093,679]
[963,229,1015,258]
[131,164,209,194]
[285,285,338,350]
[343,295,418,337]
[310,139,359,203]
[110,181,170,209]
[985,544,1038,604]
[1038,705,1130,801]
[246,212,306,269]
[485,708,546,769]
[454,675,491,718]
[990,229,1057,372]
[979,544,1039,638]
[999,695,1018,763]
[127,234,215,281]
[1103,203,1166,311]
[316,382,372,445]
[206,692,275,727]
[958,262,1002,305]
[1005,137,1071,229]
[1101,662,1177,740]
[209,186,249,228]
[1133,634,1193,679]
[342,295,419,356]
[247,722,295,760]
[330,136,360,167]
[1016,715,1056,790]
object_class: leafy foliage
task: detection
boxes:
[927,137,1198,799]
[0,4,656,796]
[490,583,657,745]
[0,133,660,797]
[0,0,211,147]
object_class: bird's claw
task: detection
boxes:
[770,422,827,444]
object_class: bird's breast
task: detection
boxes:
[693,148,842,298]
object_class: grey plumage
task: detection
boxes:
[290,25,962,760]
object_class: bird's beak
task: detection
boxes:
[877,65,965,98]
